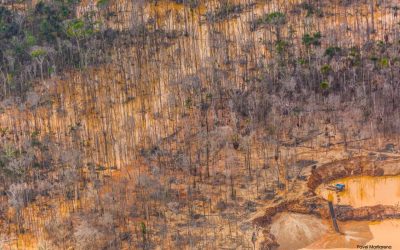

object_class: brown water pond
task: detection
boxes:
[316,176,400,208]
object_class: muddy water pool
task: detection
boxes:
[316,176,400,208]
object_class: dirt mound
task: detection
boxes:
[270,212,329,250]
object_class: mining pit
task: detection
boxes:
[254,156,400,249]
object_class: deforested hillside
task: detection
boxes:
[0,0,400,249]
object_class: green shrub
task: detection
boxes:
[320,80,329,90]
[325,46,341,57]
[97,0,109,8]
[185,98,192,108]
[30,48,47,58]
[251,12,286,30]
[320,64,332,75]
[379,57,389,67]
[25,34,37,46]
[275,40,288,53]
[302,32,321,47]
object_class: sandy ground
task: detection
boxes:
[302,219,400,250]
[302,220,372,250]
[270,212,329,250]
